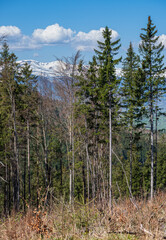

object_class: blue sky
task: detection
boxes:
[1,0,166,64]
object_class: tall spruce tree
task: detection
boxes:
[20,62,38,210]
[121,42,145,194]
[94,26,121,210]
[0,42,21,211]
[139,16,165,199]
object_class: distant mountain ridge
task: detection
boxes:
[17,59,61,80]
[17,60,166,116]
[17,59,123,80]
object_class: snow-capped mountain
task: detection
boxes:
[17,60,166,115]
[17,59,122,80]
[17,59,62,80]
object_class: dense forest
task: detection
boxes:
[0,16,166,220]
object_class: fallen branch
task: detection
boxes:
[108,230,141,236]
[140,224,154,237]
[109,229,166,239]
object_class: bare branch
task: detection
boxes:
[112,149,138,209]
[0,176,8,183]
[0,161,5,167]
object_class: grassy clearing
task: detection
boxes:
[0,192,165,240]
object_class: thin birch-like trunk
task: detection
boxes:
[154,106,158,191]
[27,120,31,202]
[150,87,154,200]
[4,146,8,216]
[23,146,26,211]
[109,92,112,211]
[129,130,133,193]
[69,119,72,204]
[12,97,20,211]
[36,124,40,210]
[42,120,48,188]
[85,143,90,202]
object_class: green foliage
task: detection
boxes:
[0,19,166,216]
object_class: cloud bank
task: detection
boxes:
[0,26,21,38]
[0,23,119,51]
[32,24,75,44]
[74,28,119,50]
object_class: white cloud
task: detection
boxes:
[73,27,119,51]
[9,35,40,50]
[0,24,120,52]
[0,26,21,38]
[32,24,75,44]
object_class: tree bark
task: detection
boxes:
[130,130,133,194]
[27,119,31,203]
[12,96,20,212]
[154,106,158,191]
[150,89,154,200]
[109,91,112,212]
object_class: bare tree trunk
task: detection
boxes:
[129,130,133,194]
[85,143,90,202]
[69,120,72,204]
[85,119,90,202]
[36,124,40,210]
[8,159,11,215]
[23,147,26,212]
[4,146,8,216]
[72,123,75,204]
[92,158,96,200]
[60,153,63,197]
[82,155,87,204]
[150,93,154,200]
[12,97,20,212]
[154,106,158,191]
[27,120,31,203]
[42,121,48,188]
[109,92,112,212]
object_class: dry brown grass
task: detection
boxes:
[0,192,166,240]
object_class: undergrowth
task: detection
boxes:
[0,192,166,240]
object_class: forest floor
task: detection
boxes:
[0,192,166,240]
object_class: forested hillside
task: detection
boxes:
[0,16,166,239]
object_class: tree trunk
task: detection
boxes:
[150,91,154,200]
[85,143,90,202]
[82,155,87,204]
[85,119,90,202]
[60,153,63,196]
[109,92,112,211]
[69,119,72,204]
[72,124,75,204]
[12,97,20,212]
[42,122,48,188]
[4,147,8,216]
[36,124,40,210]
[27,119,31,203]
[154,106,158,191]
[23,147,26,212]
[129,130,133,194]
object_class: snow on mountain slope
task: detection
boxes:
[17,60,62,79]
[17,59,166,113]
[17,59,123,80]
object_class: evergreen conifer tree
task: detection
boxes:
[94,26,121,210]
[0,42,21,211]
[139,16,165,199]
[121,42,145,193]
